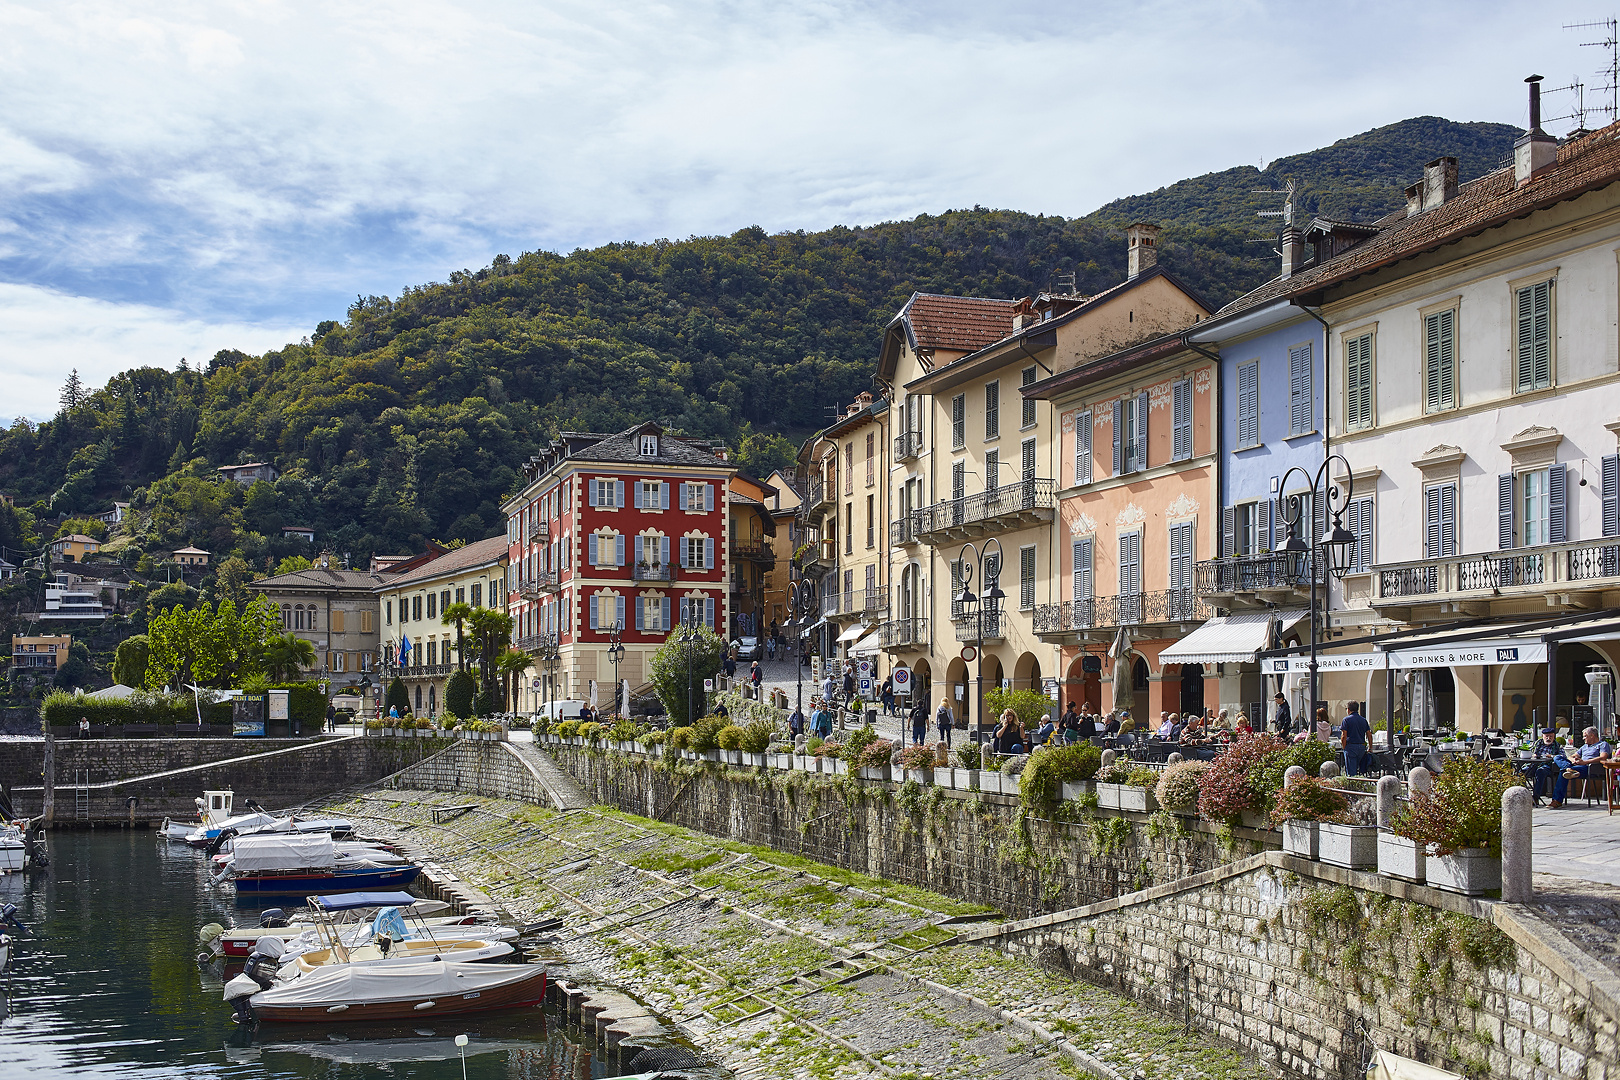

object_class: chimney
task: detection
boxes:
[1422,157,1459,210]
[1515,75,1558,185]
[1126,222,1160,279]
[1279,225,1305,279]
[1404,182,1424,217]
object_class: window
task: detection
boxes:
[1169,520,1195,595]
[1019,545,1036,610]
[865,563,876,600]
[681,535,714,570]
[634,534,671,566]
[865,494,874,548]
[1424,484,1458,559]
[426,641,437,666]
[439,590,450,614]
[865,433,875,486]
[1514,281,1553,391]
[1112,392,1148,475]
[412,596,422,621]
[1071,538,1094,601]
[844,503,853,554]
[1118,531,1142,622]
[951,394,966,448]
[1172,378,1192,461]
[590,592,626,630]
[1344,333,1374,430]
[984,450,999,493]
[984,381,1000,440]
[1345,496,1373,573]
[640,434,658,456]
[679,483,714,511]
[677,596,715,629]
[844,443,854,494]
[1237,361,1260,447]
[1423,311,1455,412]
[1021,366,1037,429]
[1021,437,1035,483]
[1288,343,1313,436]
[426,592,436,620]
[635,481,669,509]
[950,461,966,526]
[455,587,464,604]
[1227,501,1270,556]
[1074,410,1092,486]
[1502,466,1565,549]
[471,583,482,607]
[385,600,392,625]
[591,479,624,507]
[588,531,625,566]
[1522,470,1549,547]
[636,595,672,632]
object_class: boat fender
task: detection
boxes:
[257,908,287,929]
[325,1005,348,1013]
[414,1001,436,1010]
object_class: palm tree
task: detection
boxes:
[496,648,530,713]
[466,607,515,706]
[263,632,315,683]
[441,601,474,673]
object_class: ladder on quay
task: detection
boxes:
[75,770,89,819]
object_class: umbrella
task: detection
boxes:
[1109,627,1135,712]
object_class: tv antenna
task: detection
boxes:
[1254,178,1296,228]
[1566,18,1619,124]
[1050,270,1078,295]
[1546,75,1591,133]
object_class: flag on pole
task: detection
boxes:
[398,636,412,662]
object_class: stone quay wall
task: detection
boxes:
[0,737,319,789]
[7,736,449,824]
[384,741,554,806]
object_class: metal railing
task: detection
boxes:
[1195,551,1319,595]
[807,477,833,510]
[633,563,677,582]
[821,590,844,617]
[862,586,890,614]
[913,479,1056,538]
[1374,537,1620,602]
[518,571,560,598]
[954,611,1004,642]
[890,518,917,546]
[515,633,558,655]
[879,617,929,648]
[1033,589,1208,633]
[402,663,454,678]
[732,538,773,561]
[894,430,923,461]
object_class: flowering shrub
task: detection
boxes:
[1155,761,1209,811]
[845,724,878,763]
[813,740,844,759]
[859,739,898,769]
[668,726,694,750]
[1018,743,1103,809]
[1126,767,1159,790]
[1391,756,1521,856]
[1248,741,1338,812]
[1196,734,1289,822]
[1095,762,1132,785]
[1270,776,1350,824]
[897,745,936,769]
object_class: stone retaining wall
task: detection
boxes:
[386,741,552,805]
[0,737,320,788]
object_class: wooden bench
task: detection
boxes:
[431,804,480,823]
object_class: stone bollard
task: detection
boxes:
[1167,752,1184,765]
[795,734,807,752]
[934,742,950,767]
[1376,775,1400,828]
[1502,785,1533,903]
[1318,760,1340,779]
[1100,748,1116,769]
[1283,765,1306,788]
[1408,767,1432,795]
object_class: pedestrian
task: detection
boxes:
[326,703,337,733]
[1314,707,1332,743]
[1269,693,1290,736]
[935,697,954,746]
[910,701,927,746]
[814,702,834,739]
[789,707,805,739]
[1340,700,1371,776]
[750,661,763,689]
[880,678,895,717]
[78,715,90,739]
[765,637,776,661]
[842,665,856,702]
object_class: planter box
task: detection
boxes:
[1281,820,1318,860]
[1000,773,1021,794]
[1096,783,1124,810]
[1318,823,1378,870]
[978,772,1003,795]
[831,759,848,775]
[1426,849,1501,896]
[792,755,811,771]
[743,753,766,768]
[1059,781,1091,803]
[1377,833,1426,883]
[722,750,743,765]
[952,768,979,791]
[904,768,933,786]
[1118,786,1158,813]
[702,749,722,762]
[768,753,793,770]
[859,766,892,783]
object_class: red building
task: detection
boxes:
[503,422,736,711]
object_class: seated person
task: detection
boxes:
[1550,726,1616,807]
[1103,712,1121,737]
[1035,717,1057,745]
[1156,712,1177,739]
[1234,713,1253,736]
[1077,710,1100,741]
[1518,728,1561,803]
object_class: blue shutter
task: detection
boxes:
[661,536,670,565]
[588,533,599,565]
[661,597,670,630]
[634,483,644,509]
[1549,465,1568,545]
[1499,474,1515,551]
[661,483,670,509]
[705,597,714,627]
[1238,361,1259,447]
[704,537,714,569]
[1074,411,1091,485]
[590,595,599,630]
[616,480,625,507]
[635,596,645,630]
[616,596,625,629]
[588,481,597,507]
[1604,455,1620,538]
[1260,499,1274,553]
[1112,400,1123,475]
[1172,379,1192,461]
[1222,506,1236,558]
[680,484,689,510]
[679,538,688,568]
[1135,390,1149,471]
[704,485,714,512]
[635,536,644,564]
[615,535,625,566]
[1289,345,1312,435]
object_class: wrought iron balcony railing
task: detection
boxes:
[912,479,1056,541]
[890,517,917,546]
[863,586,890,614]
[1195,551,1319,596]
[732,538,774,562]
[518,570,560,599]
[1033,589,1209,635]
[953,610,1004,642]
[516,633,559,655]
[894,430,923,461]
[1374,538,1620,604]
[879,617,929,649]
[632,563,677,582]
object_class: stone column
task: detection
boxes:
[1376,775,1400,828]
[1408,766,1431,794]
[1501,785,1533,903]
[1283,765,1306,787]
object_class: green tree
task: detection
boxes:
[262,631,316,682]
[649,625,727,727]
[212,555,255,608]
[273,554,312,575]
[386,676,410,715]
[53,640,91,689]
[496,647,530,713]
[440,601,473,672]
[53,516,109,541]
[444,669,476,717]
[143,595,280,689]
[466,607,514,705]
[113,634,150,687]
[984,687,1054,728]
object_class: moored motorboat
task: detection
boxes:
[205,893,483,959]
[234,957,547,1023]
[216,834,421,896]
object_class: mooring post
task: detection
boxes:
[41,728,56,826]
[1376,775,1400,829]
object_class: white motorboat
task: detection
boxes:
[0,826,28,873]
[162,789,238,842]
[273,897,517,975]
[227,957,548,1023]
[203,894,481,959]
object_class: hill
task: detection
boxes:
[0,115,1522,584]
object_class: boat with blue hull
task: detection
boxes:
[232,865,422,897]
[217,834,421,897]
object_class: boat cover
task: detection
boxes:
[231,833,334,871]
[372,908,409,941]
[251,957,539,1007]
[311,891,419,912]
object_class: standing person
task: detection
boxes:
[789,706,805,740]
[1340,700,1371,776]
[910,700,928,746]
[750,661,763,690]
[842,664,856,703]
[1077,708,1099,742]
[880,677,895,717]
[326,703,337,733]
[1269,693,1291,736]
[935,697,954,746]
[1061,701,1080,742]
[1314,707,1332,743]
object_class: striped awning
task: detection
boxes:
[1158,609,1308,665]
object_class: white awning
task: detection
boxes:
[1158,609,1308,665]
[852,631,884,654]
[836,622,867,644]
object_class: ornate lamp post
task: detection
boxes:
[606,621,626,717]
[674,606,706,725]
[1277,455,1358,731]
[955,538,1005,747]
[786,574,818,720]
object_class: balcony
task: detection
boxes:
[1371,537,1620,619]
[402,663,454,679]
[879,617,929,650]
[798,537,836,579]
[954,611,1005,643]
[518,571,561,599]
[516,633,559,655]
[912,479,1056,543]
[732,538,774,563]
[890,517,917,547]
[807,477,835,512]
[1195,551,1319,610]
[1033,589,1210,641]
[862,586,890,616]
[894,430,923,462]
[633,563,678,583]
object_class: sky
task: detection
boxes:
[0,0,1604,419]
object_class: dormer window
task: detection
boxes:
[640,435,658,456]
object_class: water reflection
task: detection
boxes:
[0,831,686,1078]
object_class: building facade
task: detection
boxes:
[379,535,509,718]
[727,473,780,641]
[10,635,72,679]
[50,534,100,563]
[248,554,389,704]
[504,423,735,710]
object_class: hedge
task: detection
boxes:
[41,686,322,727]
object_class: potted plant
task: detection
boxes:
[1154,760,1209,817]
[999,754,1025,795]
[1271,776,1350,860]
[768,742,793,769]
[951,743,981,790]
[898,744,935,784]
[1318,797,1379,870]
[978,749,1004,795]
[738,719,774,767]
[1094,762,1131,810]
[1389,756,1519,895]
[1118,767,1161,813]
[858,738,896,782]
[1196,733,1289,828]
[1378,828,1426,884]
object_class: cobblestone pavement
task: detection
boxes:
[1530,799,1620,886]
[322,789,1268,1080]
[1525,872,1620,984]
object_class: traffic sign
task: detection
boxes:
[960,646,977,662]
[859,679,873,695]
[703,678,714,691]
[892,668,911,689]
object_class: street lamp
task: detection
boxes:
[1277,454,1358,733]
[955,538,1005,748]
[606,621,626,717]
[786,574,818,720]
[674,605,707,725]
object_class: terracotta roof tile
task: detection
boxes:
[384,534,509,588]
[1218,124,1620,317]
[901,293,1020,353]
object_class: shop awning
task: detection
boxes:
[852,630,884,654]
[1158,609,1308,665]
[836,622,867,644]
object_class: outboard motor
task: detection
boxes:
[205,828,238,858]
[0,903,26,934]
[223,937,283,1024]
[25,826,48,870]
[257,908,287,929]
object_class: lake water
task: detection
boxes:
[0,831,644,1079]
